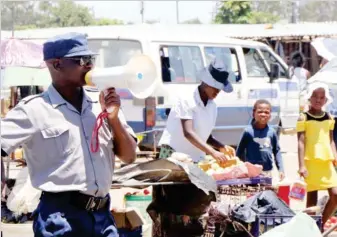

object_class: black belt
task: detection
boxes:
[41,191,109,212]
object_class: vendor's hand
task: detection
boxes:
[298,166,308,178]
[14,159,27,167]
[211,150,229,164]
[220,145,235,158]
[279,172,285,181]
[99,88,120,120]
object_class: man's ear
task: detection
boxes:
[52,60,62,71]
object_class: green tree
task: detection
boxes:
[214,0,281,24]
[299,1,337,22]
[1,1,39,30]
[1,0,124,30]
[93,18,124,26]
[182,18,202,24]
[214,1,252,24]
[37,0,94,28]
[251,0,284,23]
[249,11,280,24]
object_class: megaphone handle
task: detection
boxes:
[103,89,116,114]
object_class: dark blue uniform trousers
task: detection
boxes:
[32,193,119,237]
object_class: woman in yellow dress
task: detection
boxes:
[297,82,337,225]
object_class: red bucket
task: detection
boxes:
[277,185,290,205]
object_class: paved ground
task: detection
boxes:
[2,134,337,236]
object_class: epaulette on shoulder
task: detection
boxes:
[21,94,44,105]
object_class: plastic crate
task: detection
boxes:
[217,185,275,209]
[250,214,323,237]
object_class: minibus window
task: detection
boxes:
[243,47,269,77]
[204,47,241,83]
[261,49,287,78]
[88,39,142,67]
[160,45,203,83]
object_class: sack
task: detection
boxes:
[259,213,322,237]
[6,167,41,217]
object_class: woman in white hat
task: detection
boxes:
[158,59,235,163]
[297,82,337,225]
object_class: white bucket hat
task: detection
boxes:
[305,81,333,105]
[196,58,233,93]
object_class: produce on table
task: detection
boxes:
[324,216,337,231]
[125,189,151,196]
[198,156,263,180]
[198,155,242,173]
[169,152,193,163]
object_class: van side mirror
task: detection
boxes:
[269,63,280,82]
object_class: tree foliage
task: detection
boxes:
[181,18,202,24]
[249,12,280,24]
[215,1,252,24]
[299,1,337,22]
[93,18,124,26]
[251,1,285,22]
[37,1,94,28]
[1,2,39,30]
[1,0,124,31]
[214,0,280,24]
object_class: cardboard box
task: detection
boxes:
[111,207,145,229]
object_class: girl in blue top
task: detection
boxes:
[236,99,285,180]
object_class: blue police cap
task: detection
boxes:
[43,32,97,61]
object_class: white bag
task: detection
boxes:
[6,167,41,217]
[260,213,322,237]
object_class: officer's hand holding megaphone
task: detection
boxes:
[99,87,120,120]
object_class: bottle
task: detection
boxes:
[289,179,307,212]
[289,179,307,201]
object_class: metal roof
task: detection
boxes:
[215,23,337,39]
[2,22,337,40]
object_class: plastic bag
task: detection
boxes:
[6,167,41,217]
[259,213,322,237]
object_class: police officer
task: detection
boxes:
[1,32,137,236]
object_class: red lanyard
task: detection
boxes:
[90,110,109,153]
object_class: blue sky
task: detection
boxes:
[78,1,217,24]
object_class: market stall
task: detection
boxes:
[1,149,326,237]
[109,152,315,237]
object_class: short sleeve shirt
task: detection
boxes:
[158,87,217,162]
[1,85,136,197]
